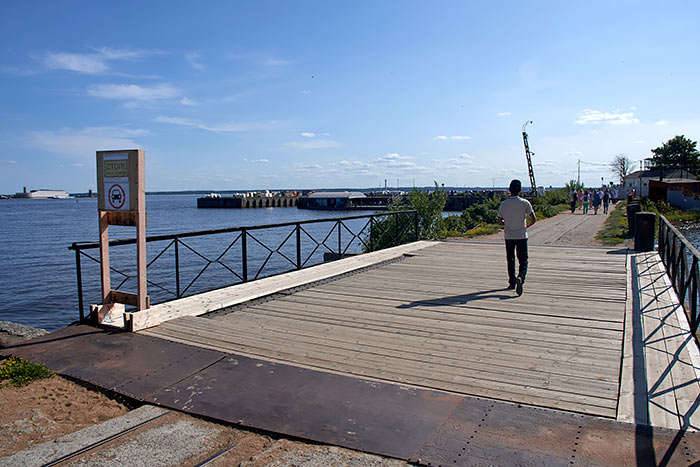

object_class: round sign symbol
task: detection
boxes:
[107,184,126,209]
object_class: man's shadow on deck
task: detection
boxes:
[397,287,516,309]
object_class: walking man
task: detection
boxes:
[568,188,577,213]
[497,179,537,296]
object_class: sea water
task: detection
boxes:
[0,194,378,331]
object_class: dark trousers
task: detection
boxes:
[505,238,528,285]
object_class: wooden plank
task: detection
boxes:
[637,253,681,430]
[205,311,619,382]
[126,240,439,330]
[146,317,617,417]
[654,256,700,430]
[243,301,623,353]
[271,292,624,336]
[283,290,624,332]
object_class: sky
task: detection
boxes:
[1,1,699,193]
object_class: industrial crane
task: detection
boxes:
[521,121,537,197]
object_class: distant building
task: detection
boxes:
[298,191,367,210]
[622,168,695,198]
[14,188,70,199]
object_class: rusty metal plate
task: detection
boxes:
[412,398,700,466]
[147,353,463,459]
[3,324,226,400]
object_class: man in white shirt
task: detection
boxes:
[497,179,537,296]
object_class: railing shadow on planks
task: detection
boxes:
[658,214,700,339]
[68,210,419,322]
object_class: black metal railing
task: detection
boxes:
[658,214,700,335]
[68,210,419,321]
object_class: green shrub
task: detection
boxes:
[440,215,467,233]
[0,357,54,387]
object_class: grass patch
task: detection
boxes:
[462,224,502,238]
[0,356,54,387]
[596,202,629,246]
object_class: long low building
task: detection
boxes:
[14,189,70,199]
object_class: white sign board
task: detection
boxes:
[103,153,130,211]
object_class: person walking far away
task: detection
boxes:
[568,188,577,213]
[602,190,610,214]
[592,189,601,215]
[497,179,536,296]
[582,191,589,214]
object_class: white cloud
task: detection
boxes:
[249,158,269,163]
[186,53,204,70]
[45,53,108,74]
[180,97,198,106]
[497,112,512,117]
[155,115,276,133]
[300,132,316,138]
[299,90,311,95]
[575,109,640,125]
[8,160,16,164]
[44,47,148,74]
[88,83,180,101]
[656,120,670,126]
[434,135,471,140]
[285,140,341,149]
[26,126,145,158]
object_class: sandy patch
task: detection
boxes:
[0,365,128,457]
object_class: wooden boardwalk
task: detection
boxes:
[143,241,628,418]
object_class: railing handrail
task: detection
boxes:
[658,214,700,336]
[69,209,419,322]
[658,214,700,259]
[68,210,417,250]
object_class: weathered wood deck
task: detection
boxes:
[143,241,630,418]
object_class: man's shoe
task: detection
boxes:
[507,283,516,290]
[516,277,523,296]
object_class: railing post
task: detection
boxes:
[242,228,248,282]
[73,245,85,321]
[394,212,399,246]
[175,237,180,298]
[693,266,700,333]
[370,216,375,252]
[337,220,342,259]
[296,223,302,269]
[414,210,419,241]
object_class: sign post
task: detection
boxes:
[93,149,148,327]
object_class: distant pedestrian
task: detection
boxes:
[582,191,589,214]
[497,179,536,296]
[592,190,601,215]
[603,190,610,214]
[569,189,578,214]
[612,188,618,203]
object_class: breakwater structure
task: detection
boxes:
[197,191,299,208]
[7,212,700,464]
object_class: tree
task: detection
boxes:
[650,135,700,174]
[610,154,633,183]
[564,180,584,191]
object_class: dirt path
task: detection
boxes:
[466,202,620,247]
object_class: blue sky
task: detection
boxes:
[1,1,699,193]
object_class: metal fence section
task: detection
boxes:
[658,214,700,335]
[68,210,418,321]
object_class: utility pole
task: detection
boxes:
[577,159,581,187]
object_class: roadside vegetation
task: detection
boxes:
[640,198,700,223]
[596,201,629,246]
[366,182,574,249]
[0,356,53,387]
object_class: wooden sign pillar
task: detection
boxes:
[93,149,148,326]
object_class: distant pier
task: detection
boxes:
[197,193,299,208]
